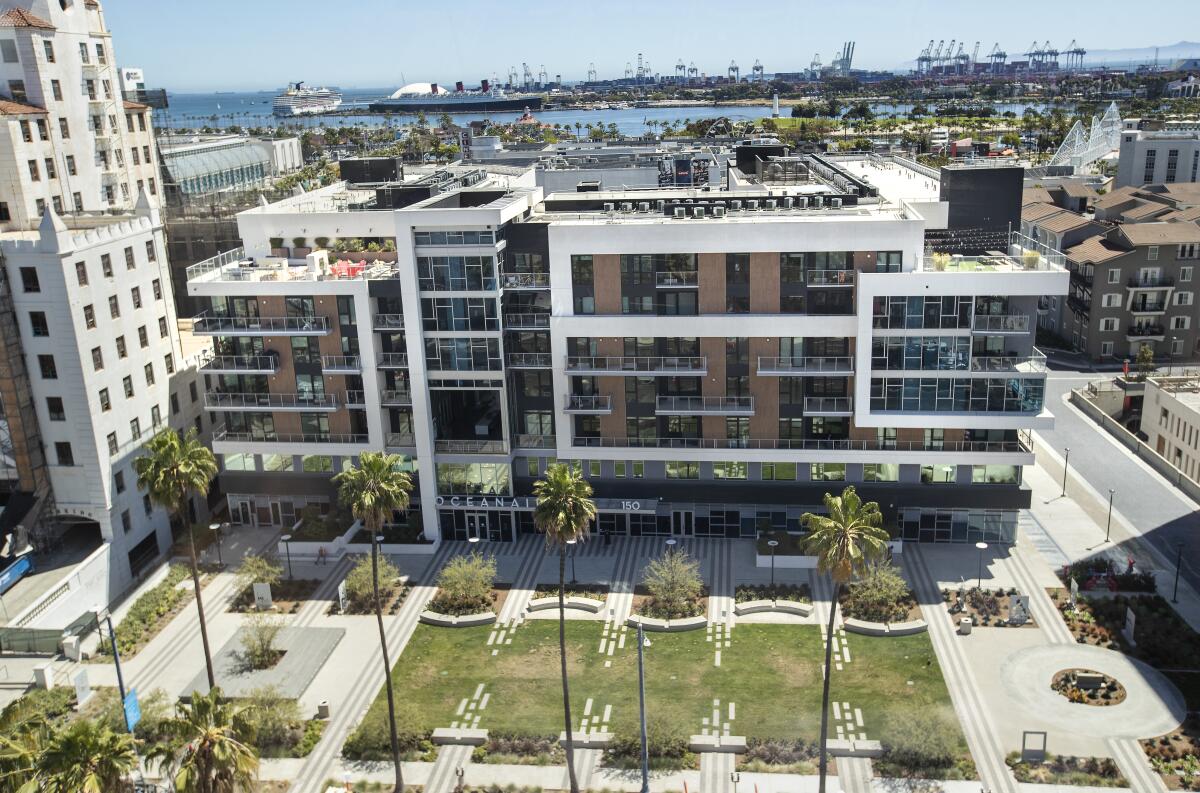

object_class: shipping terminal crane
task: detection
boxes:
[521,62,533,90]
[728,60,739,82]
[586,63,597,83]
[988,43,1007,75]
[752,59,764,81]
[809,53,822,78]
[687,62,699,83]
[675,59,686,83]
[917,40,934,74]
[537,65,547,86]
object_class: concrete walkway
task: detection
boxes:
[424,743,473,793]
[699,750,734,793]
[837,756,874,793]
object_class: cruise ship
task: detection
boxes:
[272,82,343,116]
[369,80,543,114]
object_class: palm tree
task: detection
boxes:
[31,719,137,793]
[802,486,890,793]
[146,688,258,793]
[533,463,596,793]
[134,428,219,689]
[334,452,413,793]
[0,699,51,792]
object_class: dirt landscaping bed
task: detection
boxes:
[943,587,1036,628]
[231,578,321,615]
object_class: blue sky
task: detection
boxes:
[104,0,1200,92]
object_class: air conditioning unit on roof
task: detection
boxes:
[712,206,726,218]
[673,207,686,219]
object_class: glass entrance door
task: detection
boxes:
[465,512,488,542]
[671,510,694,536]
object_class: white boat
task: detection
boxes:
[272,82,343,117]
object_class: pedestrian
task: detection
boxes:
[1126,556,1135,575]
[318,546,327,566]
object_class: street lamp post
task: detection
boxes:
[98,611,130,728]
[637,623,650,793]
[1106,489,1115,543]
[1061,447,1071,497]
[767,539,779,589]
[975,541,988,590]
[280,534,293,580]
[209,522,223,569]
[566,538,578,584]
[1173,541,1184,603]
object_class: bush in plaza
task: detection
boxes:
[879,709,959,775]
[240,614,284,670]
[641,549,704,619]
[341,699,429,761]
[343,553,402,614]
[607,716,693,770]
[96,565,191,657]
[235,554,282,599]
[429,552,496,616]
[842,563,915,623]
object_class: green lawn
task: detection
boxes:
[353,620,963,750]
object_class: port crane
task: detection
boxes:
[521,62,533,90]
[506,66,518,88]
[624,62,633,80]
[988,43,1007,74]
[728,60,739,82]
[917,40,934,74]
[675,59,687,83]
[969,41,980,73]
[537,65,547,86]
[687,62,698,83]
[586,63,597,83]
[1064,40,1086,70]
[809,53,822,77]
[752,59,764,81]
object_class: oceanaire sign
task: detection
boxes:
[436,495,535,509]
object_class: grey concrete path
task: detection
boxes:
[1003,535,1075,645]
[1107,736,1169,793]
[699,750,734,793]
[424,743,473,793]
[570,747,604,791]
[497,534,545,623]
[837,756,874,793]
[706,540,736,628]
[905,545,1017,793]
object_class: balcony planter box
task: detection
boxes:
[420,610,496,627]
[337,251,398,264]
[689,734,747,753]
[432,727,488,746]
[270,247,290,258]
[733,599,812,617]
[626,614,706,632]
[842,617,927,636]
[292,247,312,258]
[526,596,605,613]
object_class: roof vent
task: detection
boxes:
[797,197,808,209]
[731,200,742,210]
[812,196,823,208]
[831,197,842,209]
[656,199,666,211]
[603,202,614,212]
[620,202,632,212]
[638,202,649,212]
[782,197,794,209]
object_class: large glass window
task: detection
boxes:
[761,462,796,481]
[713,462,747,480]
[571,255,594,288]
[811,463,846,481]
[435,463,512,495]
[666,461,700,479]
[417,255,497,291]
[971,464,1020,484]
[921,464,957,484]
[414,229,495,246]
[863,463,900,482]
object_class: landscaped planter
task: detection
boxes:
[284,518,436,558]
[625,614,707,632]
[420,610,496,627]
[689,734,748,754]
[432,727,488,746]
[270,247,290,258]
[842,617,927,636]
[827,738,884,757]
[336,251,397,263]
[526,596,605,613]
[733,599,812,617]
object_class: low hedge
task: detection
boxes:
[97,565,192,657]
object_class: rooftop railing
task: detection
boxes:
[212,427,368,445]
[570,436,1033,452]
[921,231,1066,273]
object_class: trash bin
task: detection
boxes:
[959,617,973,636]
[317,700,330,719]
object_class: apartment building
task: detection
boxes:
[1116,128,1200,188]
[1143,376,1200,484]
[189,154,1065,546]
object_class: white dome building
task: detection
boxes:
[389,82,450,98]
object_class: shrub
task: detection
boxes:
[241,614,284,670]
[97,565,191,657]
[292,236,307,249]
[292,504,352,542]
[880,709,959,772]
[843,563,913,623]
[5,687,75,726]
[236,686,302,751]
[343,553,402,614]
[235,554,282,602]
[342,699,428,761]
[642,550,704,619]
[314,237,330,249]
[85,687,171,741]
[269,237,284,249]
[429,552,496,616]
[607,716,692,769]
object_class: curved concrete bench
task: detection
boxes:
[689,734,747,754]
[733,599,813,617]
[827,738,884,758]
[843,616,927,636]
[626,614,707,632]
[526,596,606,613]
[432,727,488,746]
[558,731,611,748]
[419,610,497,627]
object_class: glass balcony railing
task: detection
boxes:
[654,396,755,415]
[757,356,854,375]
[565,395,613,413]
[566,356,707,375]
[972,315,1031,334]
[204,391,337,411]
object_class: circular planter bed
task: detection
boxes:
[1052,668,1127,706]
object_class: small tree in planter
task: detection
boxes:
[344,553,402,613]
[642,548,704,619]
[429,552,496,615]
[235,554,282,606]
[241,614,284,670]
[269,237,284,250]
[291,237,307,250]
[314,237,330,250]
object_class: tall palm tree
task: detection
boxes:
[334,452,413,793]
[146,687,258,793]
[134,428,219,689]
[31,719,137,793]
[533,463,596,793]
[0,699,51,792]
[802,486,890,793]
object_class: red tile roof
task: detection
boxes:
[123,99,148,110]
[0,98,47,115]
[0,8,54,29]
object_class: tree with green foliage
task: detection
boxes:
[1135,344,1155,380]
[343,553,401,613]
[430,552,496,615]
[642,548,704,619]
[234,554,282,604]
[27,718,137,792]
[333,451,413,793]
[533,463,597,793]
[803,486,890,793]
[134,428,218,689]
[147,688,258,793]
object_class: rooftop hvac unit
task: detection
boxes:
[765,199,777,210]
[673,207,686,219]
[731,200,742,210]
[694,207,705,218]
[638,202,650,212]
[747,200,759,210]
[831,197,842,209]
[603,202,615,212]
[782,197,794,209]
[620,202,632,212]
[812,196,823,208]
[712,206,726,218]
[656,200,666,211]
[797,197,808,209]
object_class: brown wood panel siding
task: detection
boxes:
[848,421,877,441]
[749,252,780,313]
[701,337,727,439]
[698,253,725,313]
[749,338,779,438]
[598,377,627,438]
[594,254,621,314]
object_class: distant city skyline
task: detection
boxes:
[105,0,1200,92]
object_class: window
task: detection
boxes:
[712,462,747,480]
[972,465,1019,484]
[811,462,846,481]
[19,267,40,293]
[921,463,957,484]
[19,120,30,143]
[138,326,148,347]
[151,405,161,427]
[1101,318,1119,332]
[170,393,179,415]
[152,278,161,300]
[144,362,155,385]
[130,418,141,440]
[6,80,24,104]
[1100,341,1115,357]
[131,287,141,309]
[1179,246,1198,261]
[123,375,133,398]
[58,117,69,138]
[632,461,644,478]
[1182,266,1194,283]
[72,192,82,212]
[761,462,797,481]
[0,39,16,63]
[55,442,73,466]
[120,511,131,534]
[0,203,8,221]
[124,247,135,270]
[158,317,169,338]
[571,255,593,287]
[108,295,120,318]
[1148,246,1159,261]
[51,79,62,101]
[43,158,55,179]
[38,355,56,379]
[1171,339,1185,356]
[29,311,48,337]
[666,461,699,479]
[164,353,174,374]
[1173,316,1191,330]
[863,463,900,482]
[114,470,125,493]
[101,254,112,277]
[91,346,103,370]
[588,460,601,478]
[614,461,627,478]
[35,119,47,140]
[189,382,198,402]
[46,397,64,421]
[1175,291,1194,306]
[1102,293,1121,308]
[115,335,127,358]
[143,495,153,516]
[99,388,110,411]
[27,160,39,182]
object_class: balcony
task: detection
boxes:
[515,434,555,449]
[213,427,368,445]
[969,348,1047,374]
[378,352,409,369]
[373,314,405,331]
[185,247,399,285]
[1130,301,1168,316]
[385,432,416,449]
[804,397,854,416]
[435,439,510,454]
[344,390,367,408]
[570,436,1034,452]
[1066,294,1091,315]
[193,314,330,336]
[919,232,1066,273]
[756,356,854,376]
[565,356,707,376]
[1128,275,1175,289]
[972,315,1031,334]
[381,389,413,407]
[198,353,280,375]
[504,312,551,330]
[321,355,361,373]
[204,391,338,412]
[807,269,856,287]
[507,352,552,368]
[564,395,613,414]
[1067,263,1094,285]
[655,271,699,288]
[655,396,755,416]
[1127,324,1165,341]
[500,272,550,290]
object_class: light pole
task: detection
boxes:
[975,541,988,590]
[1106,489,1115,543]
[637,623,650,793]
[566,538,578,584]
[730,771,741,793]
[767,539,779,589]
[664,537,677,554]
[209,522,223,569]
[280,534,293,580]
[1061,447,1071,497]
[1173,541,1184,603]
[98,610,130,728]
